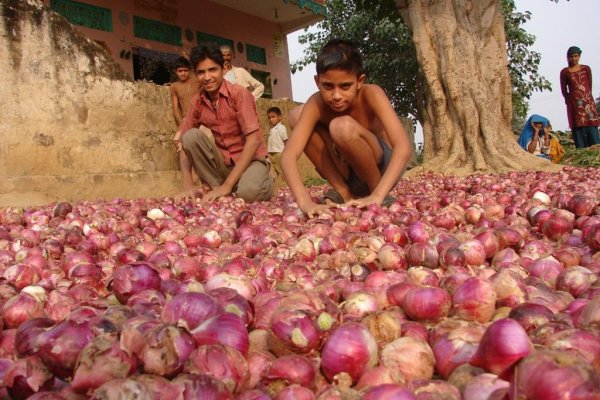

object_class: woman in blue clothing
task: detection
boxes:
[518,114,551,160]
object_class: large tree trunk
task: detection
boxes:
[396,0,560,175]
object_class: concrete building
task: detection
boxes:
[41,0,326,99]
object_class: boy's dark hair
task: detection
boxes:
[267,107,282,116]
[190,42,224,70]
[173,56,191,70]
[316,39,364,76]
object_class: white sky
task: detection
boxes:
[286,0,600,142]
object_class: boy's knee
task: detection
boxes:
[288,105,303,129]
[182,128,210,150]
[329,116,357,140]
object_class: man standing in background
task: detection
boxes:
[560,46,600,148]
[220,44,265,100]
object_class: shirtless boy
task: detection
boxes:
[281,39,412,218]
[169,56,200,127]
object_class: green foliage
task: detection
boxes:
[304,176,327,187]
[291,0,420,120]
[292,0,551,125]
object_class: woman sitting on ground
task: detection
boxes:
[518,114,551,160]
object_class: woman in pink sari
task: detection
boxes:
[560,46,599,148]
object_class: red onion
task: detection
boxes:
[70,333,137,393]
[38,318,96,380]
[262,354,315,393]
[209,287,254,327]
[401,287,451,323]
[410,379,461,399]
[377,243,408,270]
[380,337,435,382]
[320,322,378,383]
[1,287,47,329]
[273,384,315,400]
[269,309,322,355]
[15,317,54,357]
[184,344,249,393]
[3,355,54,399]
[361,309,404,347]
[508,302,554,334]
[138,324,195,377]
[355,365,405,390]
[509,350,600,398]
[161,292,224,331]
[462,373,509,400]
[363,384,415,400]
[170,373,235,399]
[432,324,485,379]
[458,239,486,266]
[191,312,249,355]
[205,272,256,301]
[407,242,439,269]
[110,262,162,304]
[452,277,496,323]
[470,318,533,377]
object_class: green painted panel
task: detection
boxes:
[246,44,266,65]
[196,32,233,49]
[50,0,113,32]
[133,16,182,46]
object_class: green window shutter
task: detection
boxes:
[196,32,233,49]
[246,44,266,65]
[50,0,113,32]
[133,16,182,46]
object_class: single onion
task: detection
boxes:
[191,313,249,354]
[401,287,451,323]
[510,350,600,398]
[380,336,435,383]
[320,322,378,383]
[470,318,533,377]
[184,344,249,393]
[70,333,137,393]
[110,262,162,304]
[3,355,54,399]
[452,277,496,323]
[161,292,224,331]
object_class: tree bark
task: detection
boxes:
[396,0,560,175]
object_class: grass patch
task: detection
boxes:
[561,144,600,168]
[304,177,327,187]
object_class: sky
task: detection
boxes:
[285,0,600,142]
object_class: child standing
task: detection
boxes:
[169,56,200,127]
[267,107,289,189]
[281,39,412,218]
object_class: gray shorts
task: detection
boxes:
[346,137,392,197]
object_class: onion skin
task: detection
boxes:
[470,318,533,377]
[320,322,378,383]
[184,344,250,393]
[509,350,600,399]
[70,333,137,393]
[401,287,451,323]
[380,337,435,383]
[191,313,250,355]
[452,277,496,323]
[110,262,162,304]
[362,384,416,400]
[3,355,54,400]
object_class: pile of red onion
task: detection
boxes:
[0,166,600,399]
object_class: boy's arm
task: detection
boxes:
[358,86,412,204]
[281,97,325,215]
[170,85,183,127]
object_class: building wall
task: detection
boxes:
[41,0,294,99]
[0,0,318,207]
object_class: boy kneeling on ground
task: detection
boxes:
[281,39,412,218]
